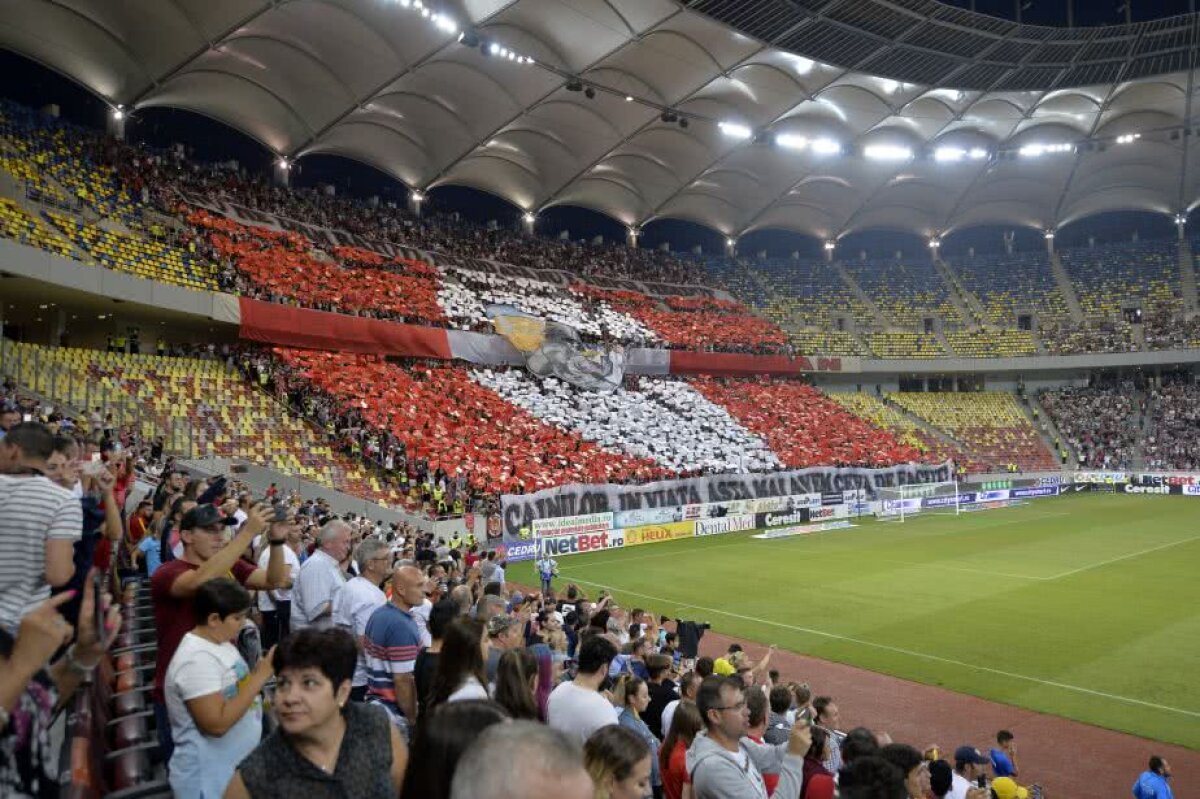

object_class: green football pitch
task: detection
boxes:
[509,493,1200,748]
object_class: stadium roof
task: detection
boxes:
[4,0,1200,240]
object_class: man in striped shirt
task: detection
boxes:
[0,422,80,634]
[363,565,426,728]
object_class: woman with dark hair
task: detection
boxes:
[492,648,539,720]
[414,599,458,718]
[659,700,703,799]
[801,724,837,799]
[615,675,662,798]
[397,700,510,799]
[880,743,930,799]
[225,628,407,798]
[585,724,652,799]
[428,617,489,709]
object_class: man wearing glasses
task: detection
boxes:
[686,675,811,799]
[332,538,392,702]
[150,500,288,762]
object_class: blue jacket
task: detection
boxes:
[619,708,661,787]
[1132,770,1173,799]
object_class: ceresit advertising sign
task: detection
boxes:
[695,514,755,536]
[532,512,613,537]
[624,521,695,547]
[755,508,810,528]
[540,529,626,557]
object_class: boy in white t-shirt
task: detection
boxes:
[166,578,275,798]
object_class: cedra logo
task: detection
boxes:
[541,530,625,556]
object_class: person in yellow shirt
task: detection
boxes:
[713,644,743,676]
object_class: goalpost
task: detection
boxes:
[876,480,960,522]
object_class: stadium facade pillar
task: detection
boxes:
[1044,231,1056,255]
[627,227,640,248]
[409,191,425,218]
[725,236,737,257]
[1177,215,1187,241]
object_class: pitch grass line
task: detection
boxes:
[1044,533,1200,580]
[562,575,1200,720]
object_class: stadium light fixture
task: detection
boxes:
[432,13,458,35]
[864,144,913,161]
[1020,143,1074,157]
[969,147,988,160]
[411,190,425,203]
[1175,215,1187,226]
[719,122,753,141]
[775,133,809,151]
[625,95,634,102]
[523,212,536,224]
[928,238,941,249]
[1044,231,1055,240]
[934,146,965,162]
[823,241,836,251]
[811,138,841,155]
[277,157,290,171]
[1115,133,1141,144]
[112,105,124,121]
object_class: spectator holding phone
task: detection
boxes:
[989,730,1018,779]
[0,569,120,796]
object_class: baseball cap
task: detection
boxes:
[181,504,238,531]
[954,746,990,767]
[991,778,1029,799]
[487,614,520,637]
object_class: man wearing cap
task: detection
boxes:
[485,612,524,683]
[256,504,301,649]
[950,746,991,799]
[150,500,285,761]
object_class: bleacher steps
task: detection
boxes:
[932,328,954,356]
[833,261,889,328]
[932,256,983,326]
[1178,239,1198,313]
[1048,252,1086,323]
[1026,393,1074,467]
[1133,391,1153,470]
[1013,394,1063,467]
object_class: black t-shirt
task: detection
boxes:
[644,679,678,739]
[413,649,439,719]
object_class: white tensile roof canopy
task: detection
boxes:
[4,0,1200,241]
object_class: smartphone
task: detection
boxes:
[92,571,106,637]
[976,775,988,789]
[22,413,32,422]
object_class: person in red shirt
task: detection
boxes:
[149,501,288,762]
[660,700,703,799]
[127,499,151,545]
[746,688,781,796]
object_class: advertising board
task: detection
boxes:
[1185,485,1200,496]
[624,521,696,547]
[532,512,613,537]
[1010,486,1060,499]
[695,514,756,536]
[614,507,687,528]
[755,508,810,528]
[540,529,625,557]
[807,505,848,521]
[496,540,539,562]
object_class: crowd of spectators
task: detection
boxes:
[1039,319,1137,355]
[1144,379,1200,471]
[0,405,976,799]
[1039,385,1142,469]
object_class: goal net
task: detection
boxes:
[876,481,960,522]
